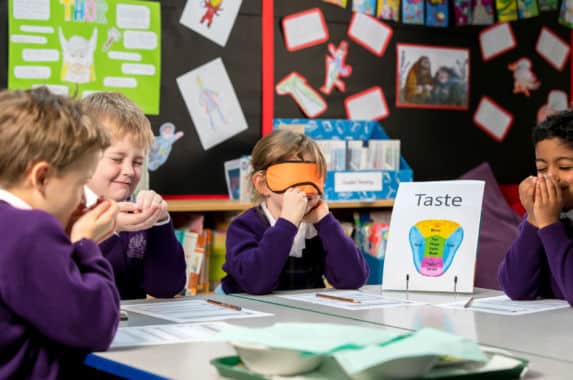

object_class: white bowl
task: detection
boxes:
[231,341,322,376]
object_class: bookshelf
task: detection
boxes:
[167,199,394,212]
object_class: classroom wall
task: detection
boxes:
[0,0,569,195]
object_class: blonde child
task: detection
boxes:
[221,130,369,294]
[83,92,186,300]
[499,110,573,305]
[0,87,120,379]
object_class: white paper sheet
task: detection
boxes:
[111,322,229,348]
[479,23,516,61]
[180,0,243,47]
[345,86,389,121]
[13,0,50,20]
[536,27,570,71]
[277,290,421,310]
[121,299,272,323]
[439,295,570,316]
[382,181,485,293]
[282,8,329,51]
[177,58,248,150]
[473,97,513,141]
[347,12,392,56]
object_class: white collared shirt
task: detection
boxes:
[0,189,32,209]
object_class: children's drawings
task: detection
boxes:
[472,0,494,25]
[473,97,514,142]
[102,27,121,52]
[177,58,248,150]
[479,23,516,61]
[321,41,352,94]
[282,8,329,52]
[410,220,463,277]
[148,123,184,171]
[201,0,223,27]
[276,72,327,118]
[377,0,400,21]
[180,0,242,47]
[535,27,570,71]
[345,86,389,121]
[59,27,98,84]
[353,0,377,15]
[508,58,540,97]
[453,0,472,26]
[347,12,392,57]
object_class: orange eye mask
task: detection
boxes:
[265,161,324,195]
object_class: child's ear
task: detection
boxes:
[252,171,270,197]
[28,161,51,193]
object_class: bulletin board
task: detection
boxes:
[0,0,570,197]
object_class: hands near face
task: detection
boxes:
[280,188,329,227]
[116,190,169,232]
[519,175,563,228]
[70,200,119,244]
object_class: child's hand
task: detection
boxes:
[303,199,329,224]
[70,200,119,243]
[533,175,563,229]
[136,190,169,222]
[115,202,162,232]
[280,188,308,226]
[519,176,537,226]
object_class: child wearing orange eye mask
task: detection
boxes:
[220,130,369,294]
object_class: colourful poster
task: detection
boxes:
[517,0,539,18]
[377,0,400,21]
[8,0,161,115]
[496,0,518,21]
[426,0,449,27]
[403,0,425,24]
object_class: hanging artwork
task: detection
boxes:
[276,72,327,118]
[320,41,352,94]
[426,0,449,27]
[471,0,494,24]
[180,0,243,47]
[508,57,540,97]
[377,0,400,21]
[148,123,184,171]
[453,0,472,25]
[403,0,425,24]
[473,97,514,142]
[537,90,570,123]
[479,23,516,61]
[396,44,469,110]
[353,0,377,15]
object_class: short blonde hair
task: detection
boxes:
[0,87,110,187]
[250,129,326,199]
[82,92,153,149]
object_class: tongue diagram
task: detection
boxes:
[409,220,463,277]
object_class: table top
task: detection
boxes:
[88,288,573,380]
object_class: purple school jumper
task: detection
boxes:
[222,206,369,294]
[99,220,186,300]
[0,201,120,380]
[499,216,573,305]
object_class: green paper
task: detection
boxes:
[8,0,161,115]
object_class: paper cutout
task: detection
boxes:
[508,58,540,97]
[149,123,184,171]
[471,0,494,24]
[403,0,425,24]
[479,23,516,61]
[453,0,472,26]
[180,0,242,47]
[537,90,570,123]
[518,0,539,18]
[473,97,514,142]
[345,86,389,121]
[410,220,463,277]
[347,12,392,57]
[426,0,449,27]
[282,8,329,52]
[276,72,327,118]
[321,41,352,94]
[353,0,377,15]
[536,27,570,71]
[496,0,518,21]
[177,58,248,150]
[59,27,97,84]
[559,0,573,28]
[377,0,400,21]
[102,27,121,52]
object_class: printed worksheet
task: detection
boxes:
[111,322,229,348]
[277,290,421,310]
[439,295,570,315]
[121,299,272,323]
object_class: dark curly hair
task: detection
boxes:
[533,110,573,148]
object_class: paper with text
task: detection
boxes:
[439,295,570,315]
[277,290,421,310]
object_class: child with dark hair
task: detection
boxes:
[499,110,573,305]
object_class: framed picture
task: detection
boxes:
[396,44,470,110]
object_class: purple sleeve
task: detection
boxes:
[498,217,548,300]
[315,213,369,289]
[225,217,297,294]
[143,220,186,298]
[538,222,573,305]
[0,214,119,351]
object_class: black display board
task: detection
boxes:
[0,0,569,195]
